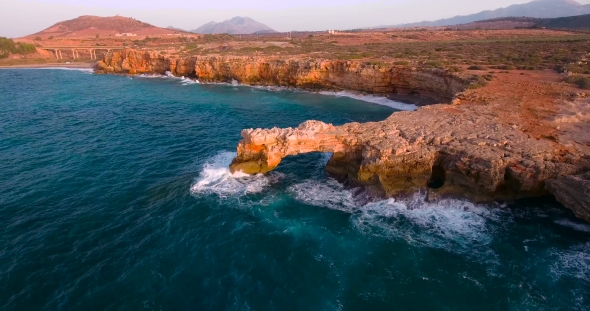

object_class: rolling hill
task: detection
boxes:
[192,17,276,34]
[24,15,189,39]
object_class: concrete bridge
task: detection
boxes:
[38,46,128,60]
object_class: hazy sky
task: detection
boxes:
[2,0,590,37]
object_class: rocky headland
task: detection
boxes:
[96,50,590,222]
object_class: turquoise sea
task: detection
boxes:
[0,68,589,310]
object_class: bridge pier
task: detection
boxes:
[40,46,124,60]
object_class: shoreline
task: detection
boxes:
[132,72,422,111]
[0,62,95,69]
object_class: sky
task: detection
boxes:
[1,0,590,37]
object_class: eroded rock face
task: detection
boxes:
[230,96,590,205]
[95,49,473,101]
[546,172,590,222]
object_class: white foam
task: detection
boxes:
[131,73,417,108]
[288,179,357,212]
[554,219,590,233]
[352,194,499,253]
[319,91,418,111]
[136,72,198,85]
[550,242,590,283]
[288,181,499,254]
[180,77,199,85]
[190,152,281,198]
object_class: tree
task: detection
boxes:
[96,34,99,39]
[48,36,54,40]
[35,36,42,41]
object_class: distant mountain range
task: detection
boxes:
[24,15,187,39]
[192,17,276,34]
[455,14,590,30]
[373,0,590,28]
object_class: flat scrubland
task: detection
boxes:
[3,28,590,89]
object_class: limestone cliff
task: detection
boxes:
[546,173,590,222]
[95,49,473,101]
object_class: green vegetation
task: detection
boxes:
[197,34,590,75]
[0,37,37,58]
[468,75,490,89]
[564,75,590,90]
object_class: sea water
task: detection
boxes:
[0,69,588,310]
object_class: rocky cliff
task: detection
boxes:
[95,49,473,101]
[95,50,590,222]
[546,172,590,222]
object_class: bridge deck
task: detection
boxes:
[38,47,128,50]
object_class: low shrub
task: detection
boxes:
[491,65,516,70]
[448,66,463,72]
[468,75,489,89]
[564,75,590,89]
[468,65,488,70]
[425,60,444,68]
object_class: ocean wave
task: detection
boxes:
[190,152,281,198]
[288,179,500,255]
[132,73,417,109]
[288,179,358,212]
[352,194,500,253]
[550,242,590,283]
[319,91,417,111]
[135,72,199,85]
[554,219,590,233]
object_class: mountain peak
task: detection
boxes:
[24,15,186,39]
[192,16,275,34]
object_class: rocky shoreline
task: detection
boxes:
[96,49,590,222]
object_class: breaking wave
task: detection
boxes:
[319,91,418,111]
[288,179,358,212]
[190,152,281,198]
[352,195,501,254]
[550,242,590,283]
[554,219,590,233]
[135,72,199,85]
[288,178,501,256]
[132,73,415,110]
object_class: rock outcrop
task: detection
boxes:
[546,172,590,222]
[230,108,587,203]
[229,72,590,210]
[95,49,473,101]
